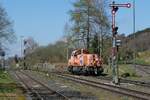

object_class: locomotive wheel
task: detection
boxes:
[78,67,84,75]
[94,68,98,75]
[91,67,95,75]
[76,67,82,75]
[86,67,90,75]
[97,67,103,76]
[87,67,94,75]
[82,66,88,75]
[67,66,73,73]
[71,66,82,75]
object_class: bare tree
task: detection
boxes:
[24,37,38,55]
[68,0,110,55]
[0,4,15,46]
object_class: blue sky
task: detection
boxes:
[114,0,150,35]
[0,0,150,57]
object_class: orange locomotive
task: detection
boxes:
[68,49,103,75]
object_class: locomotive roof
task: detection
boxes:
[73,49,89,55]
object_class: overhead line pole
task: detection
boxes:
[133,0,136,69]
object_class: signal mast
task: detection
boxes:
[109,1,131,84]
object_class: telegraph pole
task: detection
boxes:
[110,1,131,84]
[133,0,136,70]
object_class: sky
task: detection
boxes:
[0,0,150,57]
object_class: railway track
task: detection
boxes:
[135,64,150,75]
[14,71,70,100]
[120,78,150,87]
[96,76,150,88]
[29,66,150,89]
[55,73,150,100]
[15,64,150,99]
[126,64,150,75]
[25,63,150,88]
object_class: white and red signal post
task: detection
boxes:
[109,1,131,84]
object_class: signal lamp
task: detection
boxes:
[113,27,118,35]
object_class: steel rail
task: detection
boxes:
[14,71,43,99]
[120,78,150,88]
[28,65,150,88]
[96,76,150,88]
[56,73,150,100]
[135,66,150,75]
[15,71,70,100]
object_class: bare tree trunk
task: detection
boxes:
[100,26,102,57]
[87,1,90,50]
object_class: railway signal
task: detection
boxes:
[112,6,118,14]
[110,1,131,84]
[23,39,27,69]
[14,55,20,68]
[110,3,131,8]
[0,48,5,57]
[116,39,121,52]
[1,51,5,57]
[113,26,118,36]
[0,49,5,70]
[24,40,27,46]
[116,39,121,46]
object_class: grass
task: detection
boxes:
[0,70,16,93]
[135,50,150,65]
[118,64,137,77]
[104,64,139,78]
[0,70,14,84]
[0,70,25,100]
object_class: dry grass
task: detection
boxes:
[136,50,150,65]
